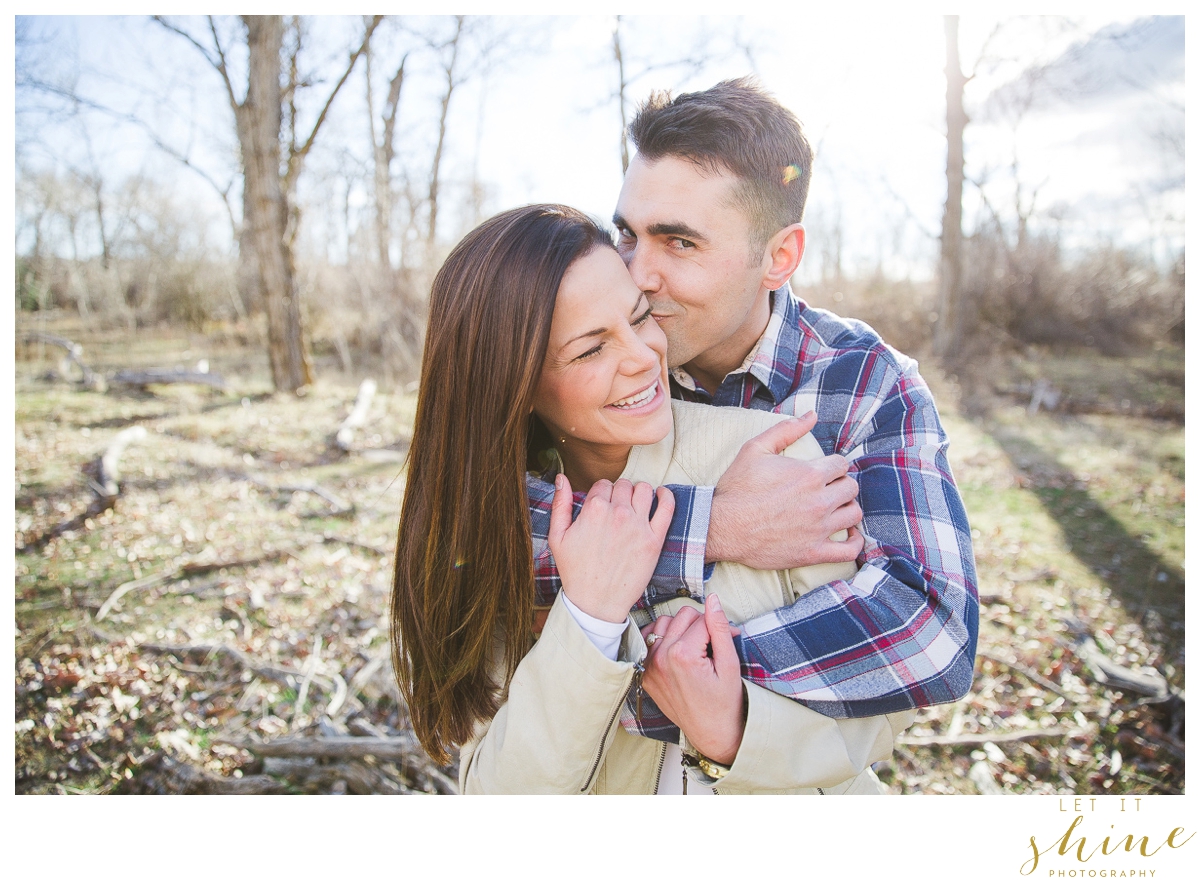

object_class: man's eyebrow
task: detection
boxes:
[647,221,708,243]
[611,214,708,244]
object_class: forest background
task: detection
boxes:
[11,13,1186,805]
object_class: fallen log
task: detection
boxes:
[112,367,227,390]
[24,331,107,390]
[898,726,1077,748]
[131,753,288,795]
[223,734,458,795]
[95,551,289,621]
[249,477,353,515]
[230,733,422,760]
[335,379,377,452]
[136,641,345,709]
[261,757,410,795]
[316,534,389,556]
[1072,634,1170,701]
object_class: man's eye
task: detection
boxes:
[669,237,695,249]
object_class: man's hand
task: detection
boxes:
[639,594,745,766]
[706,412,863,569]
[549,474,674,624]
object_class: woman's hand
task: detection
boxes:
[639,594,746,765]
[548,474,674,624]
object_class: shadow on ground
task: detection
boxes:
[983,422,1184,666]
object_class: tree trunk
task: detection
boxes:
[370,46,406,274]
[426,17,463,268]
[238,15,311,393]
[614,17,630,173]
[935,14,967,358]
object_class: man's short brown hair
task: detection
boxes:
[628,77,813,252]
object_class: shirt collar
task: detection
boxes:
[669,282,802,406]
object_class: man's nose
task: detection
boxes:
[623,242,659,293]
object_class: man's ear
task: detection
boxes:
[762,223,805,290]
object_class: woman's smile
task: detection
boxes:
[608,378,664,412]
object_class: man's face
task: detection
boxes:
[613,154,771,380]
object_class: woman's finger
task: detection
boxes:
[658,604,701,644]
[648,486,676,543]
[640,615,673,654]
[630,481,655,516]
[610,478,634,508]
[703,594,738,674]
[584,478,614,505]
[547,473,573,549]
[670,609,716,660]
[639,615,672,640]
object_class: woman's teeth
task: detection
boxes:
[611,382,657,409]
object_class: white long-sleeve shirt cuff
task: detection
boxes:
[559,592,628,662]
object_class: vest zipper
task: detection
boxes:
[581,661,643,793]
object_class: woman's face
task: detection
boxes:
[534,247,672,466]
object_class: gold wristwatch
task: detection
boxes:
[684,752,731,780]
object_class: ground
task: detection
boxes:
[13,314,1184,794]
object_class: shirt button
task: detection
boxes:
[676,588,691,598]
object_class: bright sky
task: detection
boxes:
[15,12,1184,278]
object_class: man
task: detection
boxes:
[528,77,977,774]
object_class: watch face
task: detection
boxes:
[699,757,729,779]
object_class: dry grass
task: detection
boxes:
[13,315,1184,795]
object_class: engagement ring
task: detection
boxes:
[645,633,661,648]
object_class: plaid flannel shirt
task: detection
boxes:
[527,283,978,736]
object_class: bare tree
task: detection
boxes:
[609,16,762,174]
[365,27,408,273]
[157,14,381,393]
[424,16,466,268]
[613,17,632,173]
[934,15,967,358]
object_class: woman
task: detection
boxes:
[391,204,911,794]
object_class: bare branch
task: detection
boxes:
[151,16,239,114]
[381,53,408,168]
[206,15,240,112]
[967,182,1011,257]
[878,175,939,242]
[152,15,220,70]
[967,21,1005,82]
[286,15,383,191]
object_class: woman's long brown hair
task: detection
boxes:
[391,205,614,764]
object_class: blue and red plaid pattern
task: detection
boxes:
[528,283,978,737]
